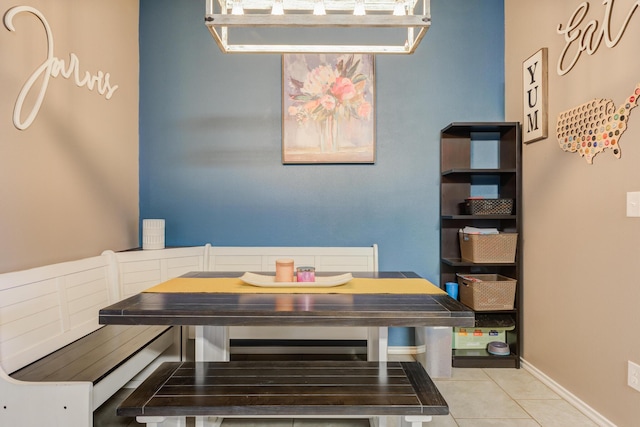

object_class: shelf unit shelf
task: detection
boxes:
[440,122,522,369]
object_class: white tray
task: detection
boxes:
[239,272,353,288]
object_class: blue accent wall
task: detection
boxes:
[139,0,505,346]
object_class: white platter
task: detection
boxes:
[239,272,353,288]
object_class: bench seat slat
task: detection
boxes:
[11,325,172,384]
[165,375,413,386]
[118,361,449,418]
[157,384,419,396]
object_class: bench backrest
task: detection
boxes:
[207,244,379,273]
[0,255,114,374]
[109,247,207,298]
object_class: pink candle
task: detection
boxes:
[296,266,315,282]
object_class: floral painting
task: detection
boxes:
[282,54,375,164]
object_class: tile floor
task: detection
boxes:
[95,357,600,427]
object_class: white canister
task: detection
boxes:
[142,219,165,250]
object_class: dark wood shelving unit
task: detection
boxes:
[440,122,522,369]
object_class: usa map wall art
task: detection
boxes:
[556,83,640,164]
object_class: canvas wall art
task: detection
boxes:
[282,54,375,164]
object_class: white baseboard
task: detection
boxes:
[387,345,422,355]
[229,344,421,356]
[520,358,616,427]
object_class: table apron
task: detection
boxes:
[99,315,474,328]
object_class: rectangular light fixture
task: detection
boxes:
[205,0,431,54]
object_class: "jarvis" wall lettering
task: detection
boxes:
[3,6,119,130]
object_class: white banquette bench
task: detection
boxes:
[0,253,179,427]
[0,243,379,426]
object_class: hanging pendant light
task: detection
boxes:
[204,0,432,54]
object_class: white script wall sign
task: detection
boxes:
[3,6,119,131]
[557,0,640,76]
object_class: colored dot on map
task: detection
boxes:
[614,114,619,120]
[614,149,619,155]
[612,140,617,145]
[605,140,610,146]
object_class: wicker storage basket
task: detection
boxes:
[459,231,518,263]
[465,198,513,215]
[457,274,516,311]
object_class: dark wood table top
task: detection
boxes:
[99,272,474,328]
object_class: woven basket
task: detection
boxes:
[459,232,518,263]
[465,198,514,215]
[458,274,516,311]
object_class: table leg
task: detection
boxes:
[365,326,389,427]
[414,326,452,378]
[193,327,229,427]
[194,326,229,362]
[402,415,433,426]
[367,327,388,362]
[136,416,185,426]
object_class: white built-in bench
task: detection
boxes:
[0,253,179,427]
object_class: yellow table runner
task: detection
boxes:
[143,277,446,295]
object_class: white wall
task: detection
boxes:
[505,1,640,425]
[0,0,140,273]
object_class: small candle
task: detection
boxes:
[275,259,294,282]
[296,266,315,282]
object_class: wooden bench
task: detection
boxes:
[118,360,447,427]
[0,254,178,427]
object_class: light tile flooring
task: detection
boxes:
[96,356,600,427]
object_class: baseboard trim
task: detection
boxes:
[520,358,616,427]
[387,345,422,355]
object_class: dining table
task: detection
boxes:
[98,271,474,378]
